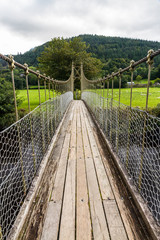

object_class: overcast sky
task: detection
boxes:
[0,0,160,55]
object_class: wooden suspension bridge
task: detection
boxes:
[0,51,160,240]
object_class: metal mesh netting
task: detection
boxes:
[82,88,160,226]
[0,53,75,239]
[81,50,160,227]
[0,91,73,239]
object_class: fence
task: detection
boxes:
[0,54,73,239]
[81,49,160,225]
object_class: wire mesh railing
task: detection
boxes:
[0,54,73,239]
[81,49,160,225]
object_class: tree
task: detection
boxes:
[38,37,103,82]
[0,67,26,90]
[136,66,148,79]
[0,78,21,131]
[136,75,142,81]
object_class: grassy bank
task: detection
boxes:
[17,89,51,110]
[17,87,160,111]
[101,88,160,109]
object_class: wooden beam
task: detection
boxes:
[103,200,128,240]
[59,104,77,240]
[76,102,92,240]
[80,102,110,240]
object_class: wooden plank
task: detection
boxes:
[82,103,127,239]
[40,202,61,240]
[83,101,135,240]
[41,103,75,240]
[41,134,70,240]
[76,105,92,240]
[50,102,75,202]
[82,103,114,201]
[102,157,137,240]
[103,200,128,240]
[80,102,110,240]
[59,106,77,240]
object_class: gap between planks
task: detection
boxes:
[76,101,92,240]
[58,102,77,240]
[41,101,129,240]
[41,103,75,240]
[81,102,128,240]
[80,102,110,240]
[82,101,136,240]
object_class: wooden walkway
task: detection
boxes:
[40,101,143,240]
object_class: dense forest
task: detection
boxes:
[0,34,160,130]
[1,34,160,81]
[12,34,160,81]
[12,34,160,66]
[1,34,160,88]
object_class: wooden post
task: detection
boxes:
[50,78,54,138]
[51,82,55,133]
[24,63,36,173]
[138,49,154,191]
[9,55,18,122]
[103,79,105,132]
[0,225,3,240]
[9,55,26,195]
[48,77,52,141]
[126,60,135,170]
[106,77,110,137]
[110,72,114,141]
[37,70,45,153]
[72,62,74,94]
[116,69,122,152]
[80,63,83,97]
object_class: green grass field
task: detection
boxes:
[17,87,160,111]
[101,88,160,109]
[17,89,52,110]
[134,79,157,85]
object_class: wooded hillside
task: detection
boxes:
[13,34,160,67]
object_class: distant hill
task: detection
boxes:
[14,42,47,67]
[13,34,160,67]
[79,35,160,63]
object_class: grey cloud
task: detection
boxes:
[0,0,160,55]
[0,17,45,38]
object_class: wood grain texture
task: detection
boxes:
[59,104,77,240]
[76,104,92,240]
[103,200,128,240]
[82,104,114,201]
[81,103,110,240]
[41,105,75,240]
[41,101,131,240]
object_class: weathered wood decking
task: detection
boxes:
[40,101,151,240]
